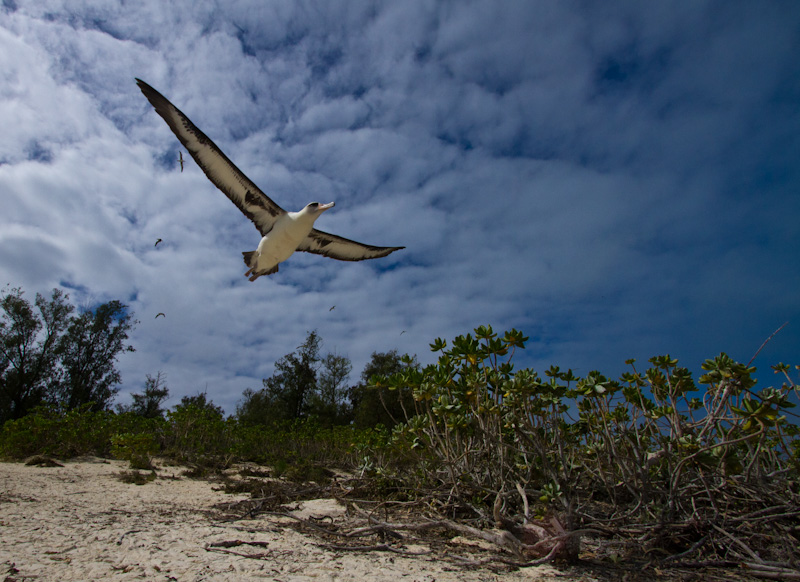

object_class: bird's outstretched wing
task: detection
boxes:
[136,79,284,235]
[297,229,405,261]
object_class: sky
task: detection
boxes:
[1,1,798,414]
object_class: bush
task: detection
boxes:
[163,403,235,469]
[111,432,159,469]
[232,419,363,472]
[377,325,800,561]
[0,405,163,461]
[0,404,365,476]
[0,404,116,459]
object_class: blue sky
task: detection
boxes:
[1,1,798,413]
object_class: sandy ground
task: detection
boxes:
[0,459,583,582]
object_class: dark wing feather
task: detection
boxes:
[136,79,284,236]
[297,229,405,261]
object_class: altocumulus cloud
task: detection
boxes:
[1,1,798,413]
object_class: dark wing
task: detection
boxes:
[297,229,404,261]
[136,79,284,236]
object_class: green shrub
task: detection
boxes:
[376,325,800,560]
[163,403,235,469]
[0,405,164,461]
[0,404,116,459]
[0,406,63,459]
[111,432,158,469]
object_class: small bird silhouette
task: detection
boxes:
[329,306,335,311]
[178,151,184,172]
[155,313,165,319]
[155,238,163,247]
[400,330,406,335]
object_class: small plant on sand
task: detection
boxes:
[117,469,156,485]
[111,432,158,470]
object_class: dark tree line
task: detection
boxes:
[236,331,417,428]
[0,286,136,424]
[2,285,416,430]
[116,371,224,421]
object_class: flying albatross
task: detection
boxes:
[135,79,404,280]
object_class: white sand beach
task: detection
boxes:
[0,459,579,581]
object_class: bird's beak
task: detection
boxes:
[319,202,335,211]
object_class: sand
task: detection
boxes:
[0,459,581,581]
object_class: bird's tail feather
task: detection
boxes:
[242,251,280,281]
[248,264,279,281]
[242,251,256,267]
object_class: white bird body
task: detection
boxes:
[245,203,334,279]
[135,79,404,281]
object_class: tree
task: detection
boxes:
[237,331,321,424]
[0,287,73,423]
[121,372,169,419]
[307,352,352,425]
[0,285,138,423]
[235,386,273,426]
[350,350,417,428]
[175,391,224,418]
[266,330,321,420]
[54,300,136,411]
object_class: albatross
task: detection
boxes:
[136,79,404,280]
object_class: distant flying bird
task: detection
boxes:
[136,79,405,281]
[178,151,185,172]
[155,238,162,247]
[329,306,335,311]
[155,312,165,319]
[400,330,406,335]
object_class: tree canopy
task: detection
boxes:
[350,349,418,428]
[117,371,169,419]
[237,331,358,426]
[0,286,136,423]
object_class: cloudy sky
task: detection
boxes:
[2,1,798,413]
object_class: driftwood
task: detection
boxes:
[208,469,800,579]
[214,497,595,569]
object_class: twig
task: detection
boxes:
[205,547,272,560]
[452,539,564,568]
[711,523,763,563]
[207,540,270,549]
[516,482,530,524]
[742,562,800,580]
[730,505,792,522]
[747,322,789,367]
[319,543,431,556]
[659,559,739,569]
[262,510,350,537]
[661,535,708,563]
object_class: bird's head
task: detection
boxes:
[300,201,335,220]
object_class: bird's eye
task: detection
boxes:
[308,202,319,208]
